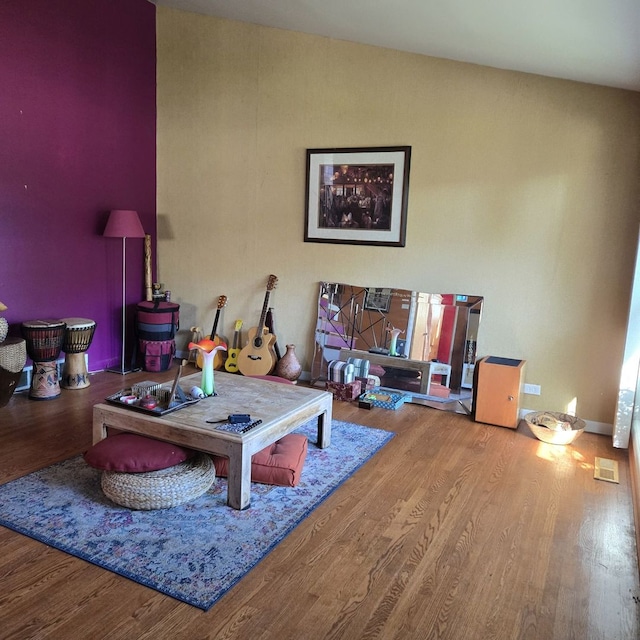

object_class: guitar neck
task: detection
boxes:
[208,296,227,338]
[209,310,220,338]
[254,292,271,342]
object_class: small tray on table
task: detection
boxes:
[105,380,199,417]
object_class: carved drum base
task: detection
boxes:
[30,361,61,400]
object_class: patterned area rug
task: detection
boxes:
[0,420,393,610]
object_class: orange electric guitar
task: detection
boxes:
[196,295,227,370]
[237,275,278,376]
[224,320,243,373]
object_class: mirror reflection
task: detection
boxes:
[311,282,483,403]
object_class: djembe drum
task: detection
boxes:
[21,319,66,400]
[61,317,96,389]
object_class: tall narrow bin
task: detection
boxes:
[473,356,525,429]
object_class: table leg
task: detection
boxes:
[317,403,332,448]
[226,442,253,510]
[92,408,108,444]
[419,362,433,395]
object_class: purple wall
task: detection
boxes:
[0,0,156,371]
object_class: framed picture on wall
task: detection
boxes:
[304,146,411,247]
[363,287,392,312]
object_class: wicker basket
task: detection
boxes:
[0,338,27,408]
[0,317,8,343]
[101,452,216,510]
[524,411,586,445]
[0,337,27,373]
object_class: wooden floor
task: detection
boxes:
[1,363,639,639]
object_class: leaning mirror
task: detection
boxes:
[311,281,483,408]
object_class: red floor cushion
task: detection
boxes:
[84,433,194,472]
[212,433,308,487]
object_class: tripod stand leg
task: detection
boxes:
[265,308,282,360]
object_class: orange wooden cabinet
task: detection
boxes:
[473,356,526,429]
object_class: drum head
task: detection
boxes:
[22,319,66,330]
[61,317,95,330]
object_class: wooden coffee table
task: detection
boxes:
[92,371,333,509]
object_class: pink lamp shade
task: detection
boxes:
[103,209,145,238]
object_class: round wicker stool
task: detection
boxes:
[101,452,216,510]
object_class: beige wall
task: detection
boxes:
[156,7,640,425]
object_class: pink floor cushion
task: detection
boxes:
[212,433,308,487]
[368,364,386,377]
[84,433,194,472]
[428,382,451,399]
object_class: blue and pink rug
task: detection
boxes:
[0,420,393,610]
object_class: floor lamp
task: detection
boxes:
[104,209,146,374]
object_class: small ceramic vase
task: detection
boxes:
[274,344,302,382]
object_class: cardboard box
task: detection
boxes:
[326,380,362,401]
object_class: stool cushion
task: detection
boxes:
[212,433,308,487]
[84,433,194,473]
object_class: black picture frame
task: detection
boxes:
[304,146,411,247]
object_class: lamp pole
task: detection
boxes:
[103,209,146,374]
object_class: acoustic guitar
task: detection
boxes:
[196,295,227,370]
[224,320,243,373]
[237,275,278,376]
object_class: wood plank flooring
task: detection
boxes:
[1,363,639,639]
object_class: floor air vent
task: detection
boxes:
[594,457,619,484]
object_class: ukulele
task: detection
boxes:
[237,275,278,376]
[196,295,227,370]
[224,320,243,373]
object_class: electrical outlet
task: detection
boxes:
[523,383,541,395]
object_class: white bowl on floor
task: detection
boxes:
[524,411,585,445]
